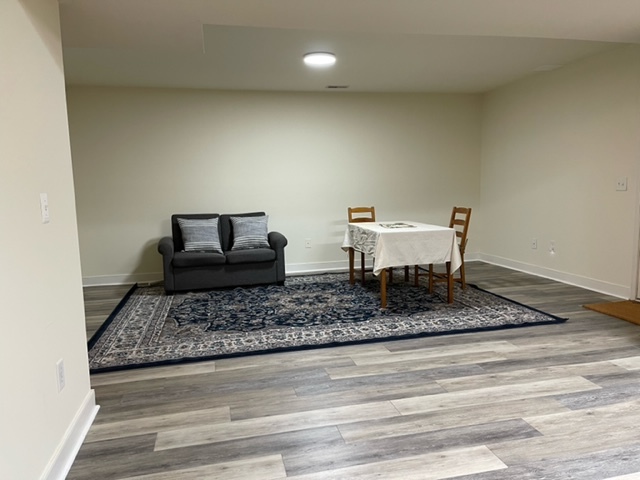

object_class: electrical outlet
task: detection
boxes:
[39,193,50,224]
[549,240,556,255]
[531,238,537,250]
[616,177,628,191]
[305,238,311,248]
[56,358,65,392]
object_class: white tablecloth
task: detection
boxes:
[342,221,462,275]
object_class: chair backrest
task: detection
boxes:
[449,207,471,254]
[348,206,376,223]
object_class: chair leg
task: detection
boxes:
[459,259,466,289]
[414,265,420,287]
[389,268,394,283]
[458,252,466,289]
[404,265,409,282]
[446,261,453,303]
[428,264,434,293]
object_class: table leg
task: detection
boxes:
[380,268,387,309]
[446,261,453,304]
[348,248,355,285]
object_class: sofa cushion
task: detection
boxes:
[173,251,226,268]
[225,248,276,264]
[230,215,270,250]
[177,217,223,254]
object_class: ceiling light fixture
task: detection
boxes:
[303,52,336,67]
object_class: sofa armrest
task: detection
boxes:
[158,236,175,257]
[268,231,288,251]
[157,236,176,293]
[268,231,288,283]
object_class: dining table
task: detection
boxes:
[341,221,462,308]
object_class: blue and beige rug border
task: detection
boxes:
[87,273,567,374]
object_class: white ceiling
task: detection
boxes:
[59,0,640,93]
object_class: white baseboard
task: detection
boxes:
[81,256,630,299]
[41,390,99,480]
[83,272,163,287]
[82,263,352,286]
[476,253,629,299]
[285,260,351,275]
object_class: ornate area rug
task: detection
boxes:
[88,273,566,373]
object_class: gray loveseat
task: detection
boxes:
[157,212,287,293]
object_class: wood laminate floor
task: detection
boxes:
[69,263,640,479]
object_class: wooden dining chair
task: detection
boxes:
[348,206,376,285]
[415,206,472,292]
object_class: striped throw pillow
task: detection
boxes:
[230,215,270,250]
[177,218,223,254]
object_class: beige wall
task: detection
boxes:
[0,1,94,479]
[67,44,640,298]
[67,89,482,284]
[480,45,640,297]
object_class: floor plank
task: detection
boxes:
[120,454,287,480]
[337,397,567,444]
[488,400,640,464]
[285,445,508,480]
[154,401,401,451]
[391,376,601,415]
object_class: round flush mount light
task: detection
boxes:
[303,52,336,67]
